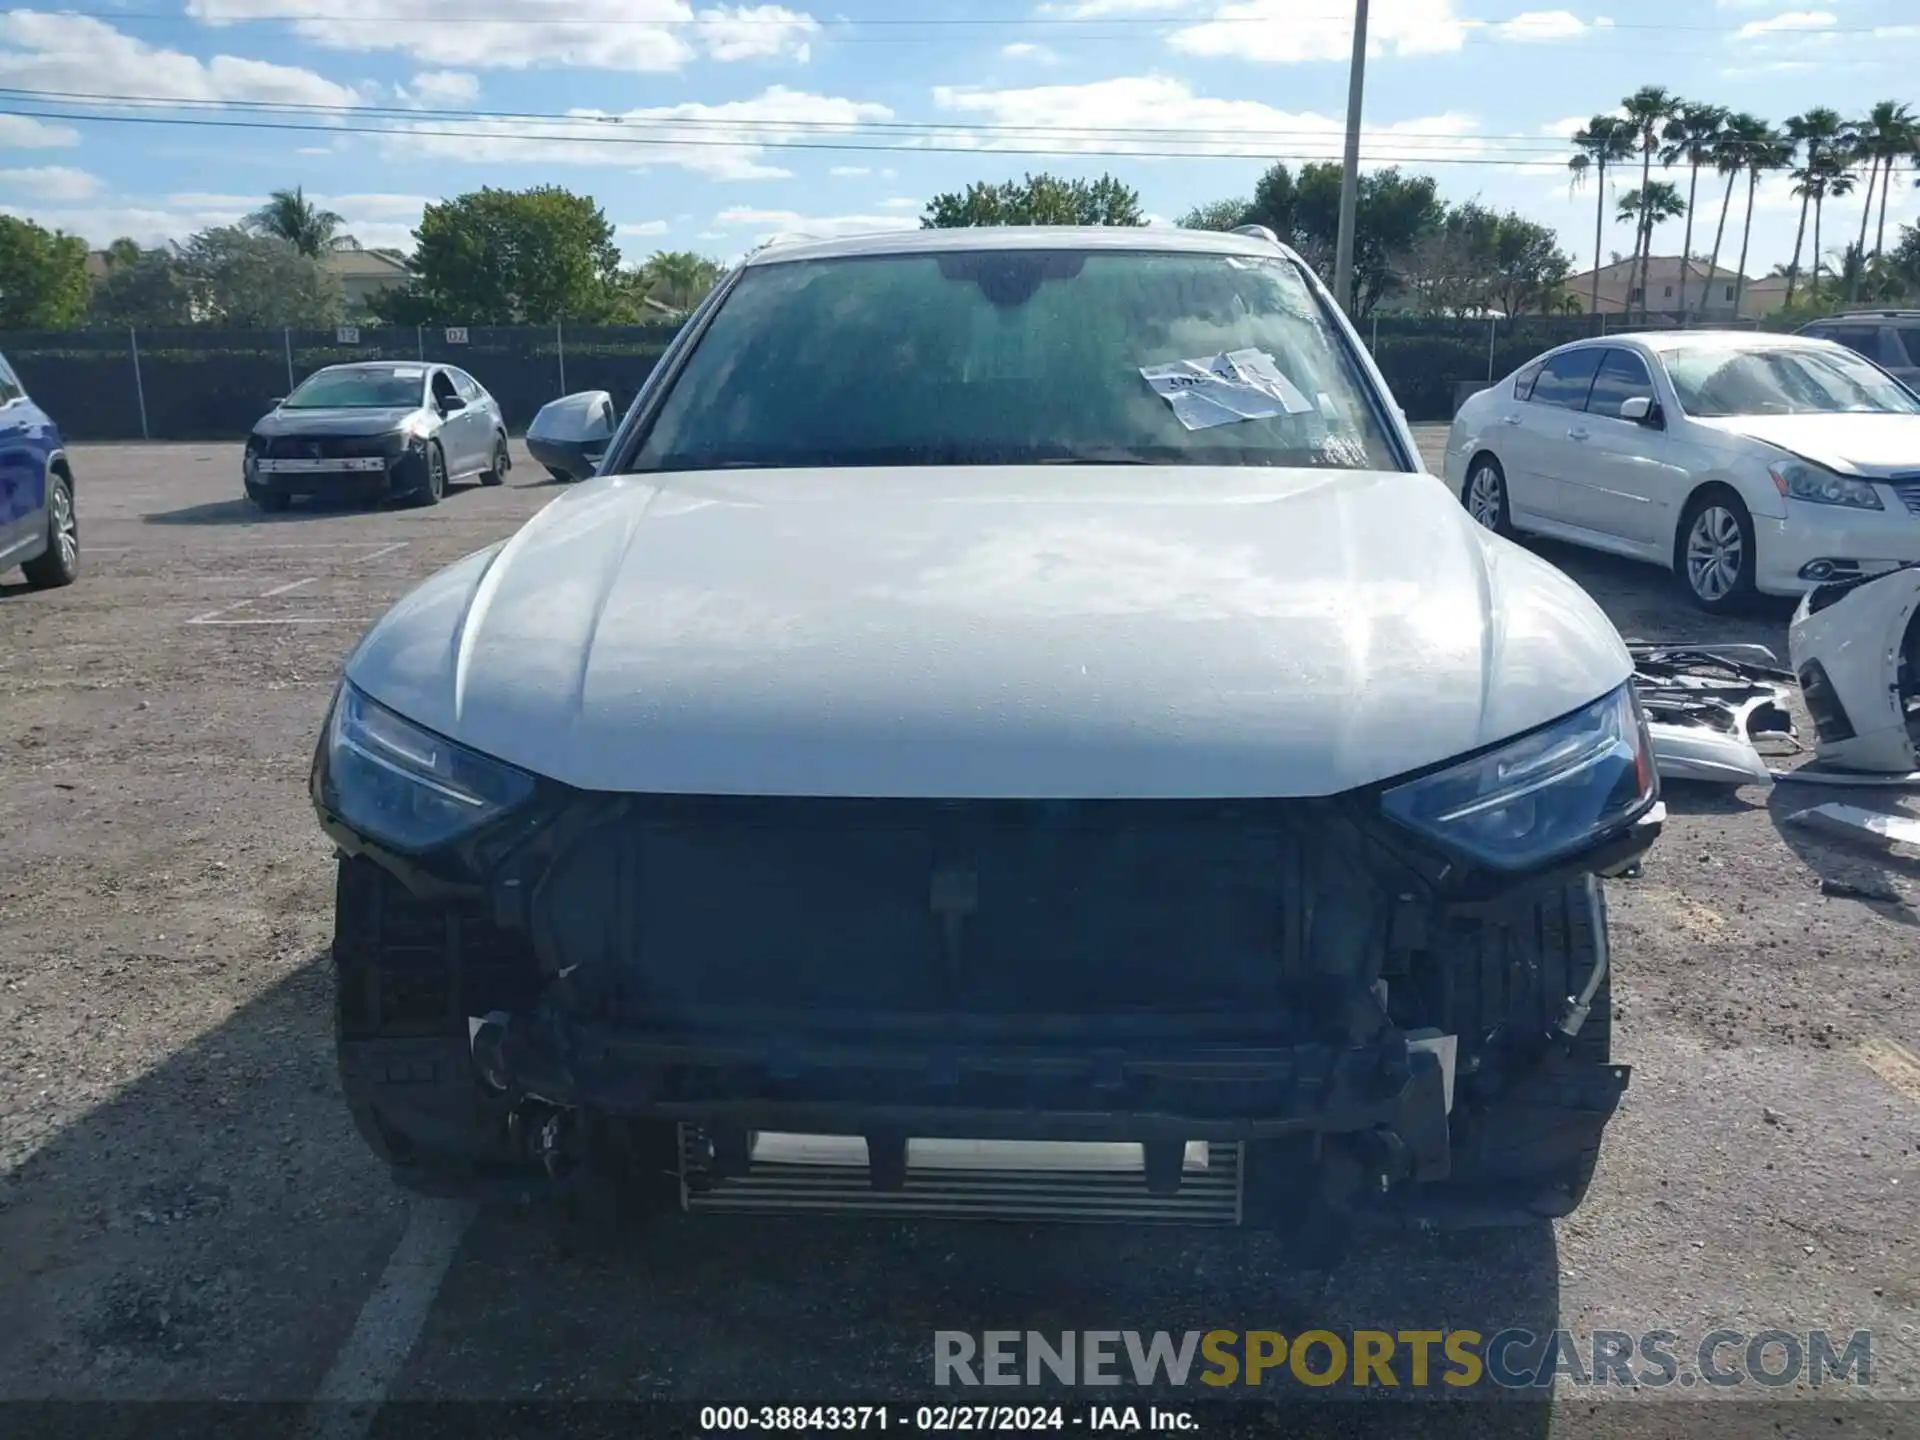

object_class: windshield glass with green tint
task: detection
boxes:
[284,369,427,410]
[1659,345,1920,418]
[632,249,1403,472]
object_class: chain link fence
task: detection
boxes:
[0,322,682,442]
[0,311,1794,442]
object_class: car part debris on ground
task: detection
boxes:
[1789,802,1920,863]
[1630,563,1920,789]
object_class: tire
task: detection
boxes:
[245,481,290,513]
[1461,453,1514,538]
[20,469,78,589]
[1676,488,1757,614]
[480,434,511,487]
[413,441,447,508]
[1424,877,1620,1220]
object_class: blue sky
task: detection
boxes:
[0,0,1915,276]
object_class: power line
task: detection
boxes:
[0,101,1611,164]
[0,87,1590,151]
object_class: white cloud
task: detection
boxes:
[0,199,254,246]
[185,0,814,73]
[387,86,892,180]
[0,113,78,147]
[829,165,870,176]
[617,219,670,236]
[1539,116,1590,138]
[712,206,920,244]
[0,12,364,108]
[878,196,920,210]
[0,165,101,201]
[1042,0,1205,16]
[1736,9,1834,37]
[1001,41,1060,62]
[929,76,1493,165]
[695,229,726,239]
[1491,10,1587,42]
[1170,0,1469,64]
[695,5,817,62]
[407,69,480,105]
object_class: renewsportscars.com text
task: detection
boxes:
[933,1329,1872,1390]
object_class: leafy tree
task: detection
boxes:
[636,250,722,312]
[89,244,195,326]
[1568,115,1636,318]
[921,173,1143,228]
[104,235,143,271]
[1287,163,1443,317]
[1398,202,1570,319]
[1659,103,1727,319]
[1177,198,1250,232]
[377,186,625,324]
[0,215,90,328]
[246,186,353,258]
[177,226,343,327]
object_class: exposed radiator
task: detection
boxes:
[678,1130,1244,1225]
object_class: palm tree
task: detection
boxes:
[1783,109,1842,307]
[1615,181,1687,312]
[1862,101,1918,264]
[1704,113,1762,317]
[1812,160,1856,302]
[1569,115,1636,321]
[1660,103,1727,321]
[1621,85,1682,322]
[245,186,350,258]
[637,250,723,312]
[1732,121,1791,319]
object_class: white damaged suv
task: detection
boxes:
[312,226,1663,1231]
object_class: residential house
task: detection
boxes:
[321,247,410,317]
[1561,256,1773,321]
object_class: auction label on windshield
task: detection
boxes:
[698,1406,1194,1431]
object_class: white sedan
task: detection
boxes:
[1445,331,1920,612]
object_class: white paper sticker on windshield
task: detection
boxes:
[1139,349,1315,431]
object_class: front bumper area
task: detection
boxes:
[245,445,431,501]
[1755,505,1920,596]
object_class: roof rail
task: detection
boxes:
[1231,224,1280,244]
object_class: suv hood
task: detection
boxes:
[255,406,424,437]
[1698,412,1920,478]
[343,466,1633,799]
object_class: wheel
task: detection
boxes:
[481,434,511,487]
[413,441,447,507]
[1421,877,1621,1220]
[1461,454,1513,538]
[245,481,290,513]
[1677,488,1757,614]
[20,470,78,589]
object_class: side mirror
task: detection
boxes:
[439,394,466,412]
[526,390,617,482]
[1619,395,1659,425]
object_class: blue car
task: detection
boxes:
[0,350,78,590]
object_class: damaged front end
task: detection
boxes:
[313,683,1661,1226]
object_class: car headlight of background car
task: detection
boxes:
[1381,684,1656,870]
[317,683,535,852]
[1770,460,1884,510]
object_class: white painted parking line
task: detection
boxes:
[186,575,319,626]
[304,1197,474,1440]
[1858,1038,1920,1106]
[354,542,410,564]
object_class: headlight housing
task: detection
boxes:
[319,683,535,852]
[1381,684,1656,870]
[1770,460,1883,510]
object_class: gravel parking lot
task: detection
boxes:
[3,433,1918,1434]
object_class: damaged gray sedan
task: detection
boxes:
[311,227,1663,1234]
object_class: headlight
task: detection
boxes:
[320,683,535,852]
[1770,460,1883,510]
[1381,683,1656,870]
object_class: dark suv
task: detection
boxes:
[1796,312,1920,390]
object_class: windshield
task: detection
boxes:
[632,250,1403,472]
[1659,345,1920,418]
[283,368,426,410]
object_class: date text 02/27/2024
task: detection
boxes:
[698,1406,1196,1432]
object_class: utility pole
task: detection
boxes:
[1332,0,1370,317]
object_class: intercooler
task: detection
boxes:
[678,1130,1245,1225]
